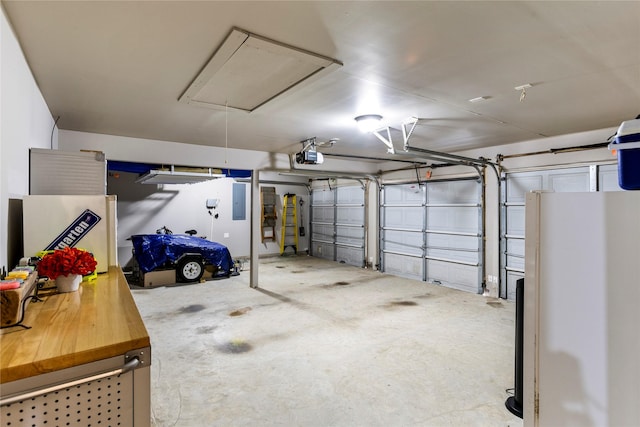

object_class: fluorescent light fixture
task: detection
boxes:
[354,114,383,133]
[135,167,225,185]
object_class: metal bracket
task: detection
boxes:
[300,137,317,152]
[402,116,419,149]
[371,127,395,154]
[125,347,151,369]
[370,116,418,154]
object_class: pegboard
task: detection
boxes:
[1,371,133,426]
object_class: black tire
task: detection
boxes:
[176,256,204,283]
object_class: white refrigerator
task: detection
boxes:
[523,191,640,426]
[23,195,118,273]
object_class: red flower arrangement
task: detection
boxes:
[37,247,97,279]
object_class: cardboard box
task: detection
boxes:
[1,272,37,326]
[143,269,176,287]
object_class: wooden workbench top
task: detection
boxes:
[0,267,150,383]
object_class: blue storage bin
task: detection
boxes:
[612,119,640,190]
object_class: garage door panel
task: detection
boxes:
[313,242,335,260]
[507,176,543,201]
[506,255,524,271]
[335,225,364,246]
[427,208,478,233]
[426,248,478,264]
[599,164,622,192]
[336,206,363,225]
[506,238,525,266]
[313,190,334,204]
[337,186,364,204]
[427,233,478,253]
[506,206,525,236]
[336,246,363,267]
[383,230,423,256]
[383,252,422,280]
[312,206,334,223]
[427,180,478,204]
[549,172,590,192]
[385,184,423,204]
[383,207,423,230]
[427,260,477,293]
[311,186,364,267]
[311,223,333,239]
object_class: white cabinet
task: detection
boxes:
[523,191,640,426]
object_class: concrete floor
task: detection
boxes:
[130,256,523,427]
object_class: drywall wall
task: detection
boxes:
[58,129,379,175]
[108,172,310,267]
[58,129,377,275]
[0,6,55,268]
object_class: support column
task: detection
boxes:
[250,169,260,288]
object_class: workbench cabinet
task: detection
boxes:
[0,267,151,426]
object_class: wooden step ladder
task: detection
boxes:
[280,193,298,255]
[260,187,277,242]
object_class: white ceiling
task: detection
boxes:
[3,1,639,160]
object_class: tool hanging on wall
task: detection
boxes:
[206,198,219,241]
[298,198,305,236]
[280,193,298,255]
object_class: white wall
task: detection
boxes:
[58,130,376,270]
[0,6,55,268]
[58,129,379,175]
[109,172,310,267]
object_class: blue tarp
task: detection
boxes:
[131,234,233,276]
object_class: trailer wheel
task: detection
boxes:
[176,256,204,283]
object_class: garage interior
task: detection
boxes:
[1,1,639,426]
[133,256,518,426]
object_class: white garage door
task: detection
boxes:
[310,185,365,267]
[500,163,620,300]
[381,178,483,294]
[380,183,424,281]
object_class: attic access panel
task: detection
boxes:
[179,28,342,112]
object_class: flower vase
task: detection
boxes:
[55,274,82,293]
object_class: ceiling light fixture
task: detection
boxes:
[135,166,225,185]
[354,114,383,133]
